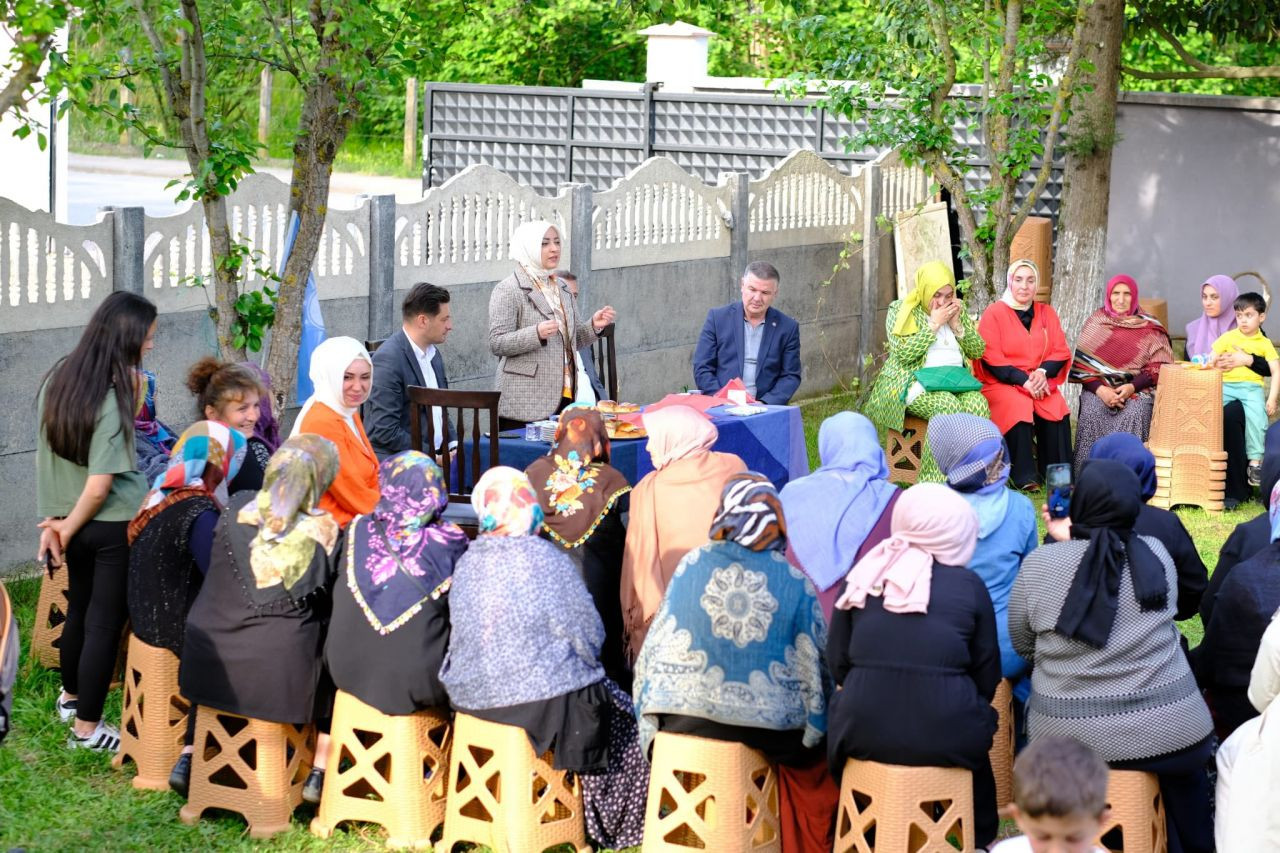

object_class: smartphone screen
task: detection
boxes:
[1046,463,1072,519]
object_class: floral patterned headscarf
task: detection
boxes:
[237,434,341,598]
[525,408,631,548]
[709,472,787,553]
[471,466,544,537]
[347,451,469,634]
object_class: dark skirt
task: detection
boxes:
[1074,389,1154,474]
[459,679,610,773]
[579,680,649,850]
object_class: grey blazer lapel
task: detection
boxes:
[734,304,746,377]
[516,268,555,319]
[758,308,779,374]
[399,332,427,386]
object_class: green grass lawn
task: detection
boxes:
[0,393,1257,849]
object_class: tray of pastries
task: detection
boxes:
[605,419,647,440]
[596,400,642,415]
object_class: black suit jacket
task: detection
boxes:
[366,329,452,460]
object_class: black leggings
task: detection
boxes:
[61,520,130,724]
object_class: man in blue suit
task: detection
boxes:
[692,261,802,404]
[366,282,454,459]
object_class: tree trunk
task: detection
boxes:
[1054,0,1124,345]
[265,63,354,413]
[200,193,244,359]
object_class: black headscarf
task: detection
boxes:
[1260,420,1280,510]
[1054,460,1168,649]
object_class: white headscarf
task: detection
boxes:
[1001,259,1039,310]
[509,220,559,283]
[290,336,373,439]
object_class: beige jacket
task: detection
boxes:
[488,268,598,422]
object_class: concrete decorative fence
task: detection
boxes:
[0,147,930,572]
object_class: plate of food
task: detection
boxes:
[605,419,647,440]
[596,400,642,415]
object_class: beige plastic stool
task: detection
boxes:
[437,713,589,853]
[989,679,1014,811]
[642,731,781,853]
[886,415,927,485]
[179,707,314,839]
[835,758,975,853]
[1095,770,1167,853]
[111,634,190,790]
[310,690,451,849]
[30,565,69,668]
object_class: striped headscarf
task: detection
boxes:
[140,420,246,511]
[709,472,787,553]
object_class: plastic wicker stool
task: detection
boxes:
[1095,770,1166,853]
[437,713,588,853]
[641,732,781,853]
[835,758,975,853]
[179,707,314,839]
[310,690,451,849]
[30,565,69,668]
[886,415,927,485]
[111,634,190,790]
[989,680,1014,811]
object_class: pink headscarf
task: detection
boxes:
[1103,274,1140,318]
[1185,274,1239,359]
[642,405,718,470]
[835,483,978,614]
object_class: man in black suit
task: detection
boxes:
[692,261,802,404]
[366,282,453,459]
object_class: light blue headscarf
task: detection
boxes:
[778,412,897,591]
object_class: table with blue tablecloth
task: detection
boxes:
[476,404,809,490]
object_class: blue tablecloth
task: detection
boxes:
[475,404,809,490]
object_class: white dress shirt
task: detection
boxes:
[405,330,444,451]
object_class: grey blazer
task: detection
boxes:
[488,268,598,423]
[365,329,452,460]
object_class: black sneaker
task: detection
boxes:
[1225,497,1241,511]
[302,767,325,805]
[1249,461,1262,487]
[169,753,192,797]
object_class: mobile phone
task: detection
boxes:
[1046,463,1072,519]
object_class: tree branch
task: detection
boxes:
[0,34,53,116]
[923,0,958,128]
[1123,21,1280,81]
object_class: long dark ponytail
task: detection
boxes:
[41,292,158,465]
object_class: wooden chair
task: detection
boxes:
[642,731,781,853]
[364,338,386,353]
[593,322,619,402]
[835,758,975,853]
[1096,770,1167,853]
[112,634,190,791]
[407,387,500,537]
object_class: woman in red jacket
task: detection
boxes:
[972,260,1072,489]
[291,336,378,526]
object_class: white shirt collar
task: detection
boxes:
[403,328,437,364]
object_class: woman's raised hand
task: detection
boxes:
[927,302,953,333]
[537,319,559,340]
[592,306,616,331]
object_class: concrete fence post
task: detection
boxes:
[860,161,883,381]
[107,206,145,294]
[367,194,397,341]
[564,182,593,300]
[726,171,749,300]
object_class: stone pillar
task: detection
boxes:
[860,161,882,380]
[726,171,749,301]
[564,182,593,301]
[106,206,145,294]
[367,194,397,341]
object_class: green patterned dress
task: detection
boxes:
[863,300,989,482]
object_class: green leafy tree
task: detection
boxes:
[794,0,1091,304]
[1,0,74,117]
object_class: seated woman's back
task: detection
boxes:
[441,467,604,711]
[326,451,468,716]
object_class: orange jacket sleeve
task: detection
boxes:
[299,406,379,527]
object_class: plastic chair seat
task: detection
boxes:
[835,758,975,853]
[1095,770,1166,853]
[112,634,190,790]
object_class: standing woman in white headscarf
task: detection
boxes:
[291,335,378,526]
[488,220,617,428]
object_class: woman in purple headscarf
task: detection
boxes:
[1188,275,1268,507]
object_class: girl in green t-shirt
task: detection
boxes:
[37,291,157,751]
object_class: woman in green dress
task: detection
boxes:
[863,260,988,482]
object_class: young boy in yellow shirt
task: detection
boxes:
[1212,292,1280,485]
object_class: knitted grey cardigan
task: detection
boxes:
[1008,536,1213,762]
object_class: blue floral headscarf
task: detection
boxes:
[348,451,469,634]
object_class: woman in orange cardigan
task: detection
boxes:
[291,336,378,526]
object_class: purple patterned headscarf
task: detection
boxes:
[348,451,469,634]
[238,361,281,453]
[1185,275,1239,359]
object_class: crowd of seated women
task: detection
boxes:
[31,278,1280,852]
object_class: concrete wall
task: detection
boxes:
[1106,92,1280,336]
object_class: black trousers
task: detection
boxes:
[1111,735,1214,853]
[498,395,574,433]
[1223,400,1250,502]
[61,519,130,724]
[1003,416,1073,488]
